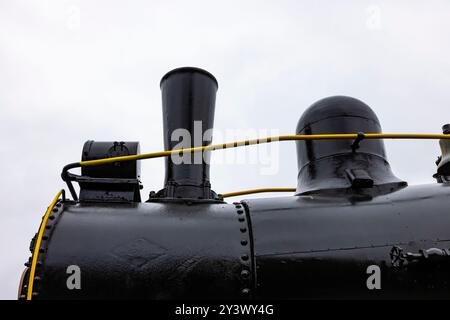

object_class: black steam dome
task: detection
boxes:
[295,96,406,195]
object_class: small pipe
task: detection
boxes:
[221,188,296,198]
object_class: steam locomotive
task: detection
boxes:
[19,67,450,300]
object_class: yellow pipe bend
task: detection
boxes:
[27,190,63,300]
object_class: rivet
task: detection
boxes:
[242,288,250,295]
[42,236,48,240]
[52,208,58,213]
[241,270,250,278]
[240,227,247,233]
[56,203,61,208]
[241,239,248,246]
[39,248,45,253]
[32,292,38,297]
[241,254,249,261]
[34,276,41,282]
[48,215,55,220]
[45,225,51,229]
[238,217,245,222]
[236,210,244,214]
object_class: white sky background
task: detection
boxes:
[1,0,450,299]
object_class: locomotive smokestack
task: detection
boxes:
[158,67,219,200]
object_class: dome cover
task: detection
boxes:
[295,96,405,195]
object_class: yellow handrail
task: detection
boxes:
[78,133,450,167]
[27,190,63,300]
[221,188,297,198]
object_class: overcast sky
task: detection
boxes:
[1,0,450,299]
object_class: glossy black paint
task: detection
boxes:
[27,181,450,299]
[295,96,405,194]
[156,67,219,200]
[79,141,141,202]
[34,202,252,299]
[244,183,450,299]
[22,68,450,300]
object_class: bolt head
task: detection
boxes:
[443,124,450,134]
